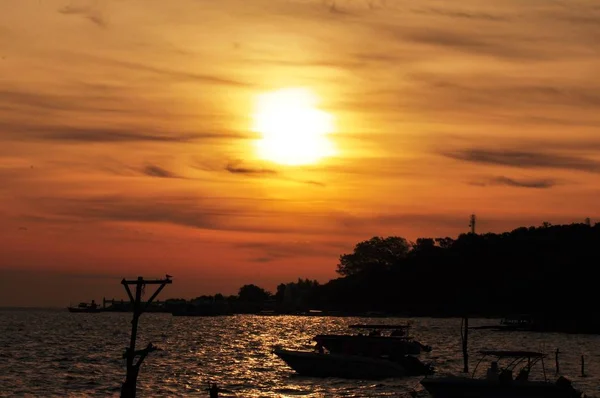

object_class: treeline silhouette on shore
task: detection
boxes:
[164,221,600,331]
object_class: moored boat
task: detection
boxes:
[420,350,585,398]
[314,323,431,357]
[471,315,535,332]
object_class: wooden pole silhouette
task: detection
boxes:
[461,317,469,373]
[121,276,172,398]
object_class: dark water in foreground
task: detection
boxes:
[1,310,599,397]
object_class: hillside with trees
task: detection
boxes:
[166,221,600,331]
[312,222,600,317]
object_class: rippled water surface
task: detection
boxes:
[1,310,599,397]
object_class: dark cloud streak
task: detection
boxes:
[444,148,600,173]
[0,121,246,143]
[142,165,178,179]
[58,5,107,28]
[225,163,277,175]
[43,195,302,234]
[224,162,326,186]
[82,56,253,87]
[0,90,121,113]
[401,30,545,60]
[410,7,508,21]
[41,127,237,143]
[237,240,342,262]
[488,176,557,189]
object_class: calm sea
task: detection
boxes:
[1,310,599,397]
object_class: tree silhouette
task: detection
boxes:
[238,284,271,303]
[337,236,411,276]
[320,222,600,326]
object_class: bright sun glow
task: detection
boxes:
[252,87,336,166]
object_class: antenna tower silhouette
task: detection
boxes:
[469,214,476,234]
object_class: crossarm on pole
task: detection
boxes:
[121,279,135,304]
[144,282,170,311]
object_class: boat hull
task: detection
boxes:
[67,307,103,313]
[274,349,405,379]
[420,377,583,398]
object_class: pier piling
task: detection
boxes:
[461,317,469,373]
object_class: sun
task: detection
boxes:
[251,87,336,166]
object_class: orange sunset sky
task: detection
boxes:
[1,0,599,306]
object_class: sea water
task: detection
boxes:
[1,310,599,397]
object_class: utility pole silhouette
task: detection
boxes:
[120,275,172,398]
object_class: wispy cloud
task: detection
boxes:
[0,268,123,280]
[41,195,316,234]
[410,7,509,21]
[402,30,540,60]
[223,161,326,186]
[142,165,178,179]
[406,77,600,112]
[237,240,343,262]
[302,180,326,187]
[0,89,117,113]
[0,121,245,143]
[58,4,107,28]
[338,212,470,231]
[225,162,277,175]
[35,127,222,143]
[444,148,600,173]
[240,56,365,70]
[49,195,247,232]
[72,54,254,87]
[250,257,274,263]
[481,176,558,189]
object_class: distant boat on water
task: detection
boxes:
[471,314,600,334]
[471,315,534,332]
[67,300,103,313]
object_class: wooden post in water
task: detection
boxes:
[555,348,560,375]
[581,355,586,377]
[208,383,220,398]
[120,275,172,398]
[462,317,469,373]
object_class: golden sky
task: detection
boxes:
[1,0,600,305]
